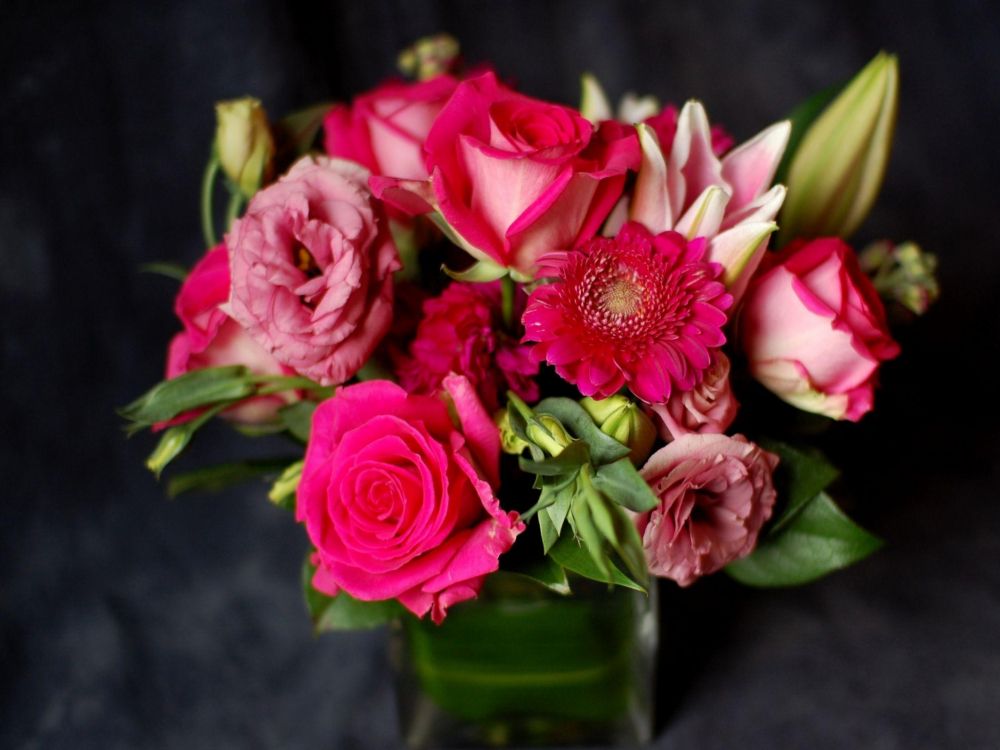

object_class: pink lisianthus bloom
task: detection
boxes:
[297,376,524,624]
[372,70,639,281]
[226,156,401,386]
[163,244,293,426]
[397,281,538,412]
[622,101,791,304]
[648,350,738,440]
[323,74,459,180]
[522,221,732,402]
[637,433,779,586]
[740,237,900,421]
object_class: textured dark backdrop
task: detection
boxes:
[2,1,999,748]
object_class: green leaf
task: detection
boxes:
[505,555,571,595]
[138,261,188,282]
[534,398,630,465]
[145,402,231,478]
[166,457,296,498]
[590,457,659,513]
[279,401,316,443]
[302,557,404,632]
[267,460,304,510]
[518,440,590,476]
[725,492,883,587]
[773,83,842,186]
[757,438,840,534]
[274,103,332,163]
[538,507,560,553]
[549,527,646,593]
[120,366,254,428]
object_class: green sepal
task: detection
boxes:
[279,401,316,443]
[303,557,405,632]
[726,492,883,587]
[165,457,296,498]
[590,457,659,513]
[549,527,646,593]
[119,366,253,430]
[518,440,590,476]
[534,397,631,465]
[757,438,840,535]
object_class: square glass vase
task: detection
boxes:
[391,572,658,748]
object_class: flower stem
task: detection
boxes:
[501,274,515,332]
[201,148,221,248]
[224,189,245,232]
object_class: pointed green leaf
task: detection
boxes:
[505,555,571,595]
[534,398,630,465]
[591,457,659,512]
[274,103,332,163]
[518,440,590,476]
[302,557,404,632]
[725,492,883,587]
[279,401,316,443]
[166,457,296,498]
[119,366,254,427]
[756,438,840,534]
[549,527,646,593]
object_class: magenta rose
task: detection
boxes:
[164,244,291,425]
[297,375,524,623]
[324,74,458,180]
[396,280,538,413]
[637,434,778,586]
[226,156,400,386]
[374,71,639,279]
[740,237,900,421]
[648,351,739,440]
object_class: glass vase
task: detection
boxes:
[391,573,658,748]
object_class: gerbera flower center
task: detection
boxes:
[600,276,643,317]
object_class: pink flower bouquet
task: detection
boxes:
[121,36,936,748]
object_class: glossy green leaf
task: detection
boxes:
[549,527,646,593]
[725,492,883,587]
[166,457,296,498]
[505,555,571,595]
[302,557,404,632]
[518,440,590,476]
[757,438,840,534]
[120,366,253,428]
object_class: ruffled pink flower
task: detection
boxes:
[522,221,732,402]
[648,350,738,440]
[164,245,292,425]
[226,156,400,386]
[397,281,538,412]
[637,433,778,586]
[297,376,524,623]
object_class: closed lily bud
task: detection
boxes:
[496,409,531,456]
[215,97,275,197]
[860,239,939,315]
[780,52,899,241]
[581,395,656,465]
[526,415,572,458]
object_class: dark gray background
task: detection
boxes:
[2,1,999,748]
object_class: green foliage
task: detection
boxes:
[165,457,297,498]
[119,366,254,431]
[302,557,404,632]
[279,401,316,443]
[757,438,840,534]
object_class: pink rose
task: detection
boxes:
[297,376,524,623]
[323,74,458,180]
[164,245,291,425]
[648,351,739,440]
[637,434,778,586]
[740,237,900,421]
[374,71,639,278]
[396,280,538,412]
[226,156,400,386]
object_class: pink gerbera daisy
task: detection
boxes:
[522,222,732,402]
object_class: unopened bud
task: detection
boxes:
[860,239,939,315]
[526,415,572,457]
[496,409,530,455]
[581,395,656,465]
[781,52,899,241]
[397,33,460,81]
[215,97,275,197]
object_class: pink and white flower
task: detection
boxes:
[522,221,732,402]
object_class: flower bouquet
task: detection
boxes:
[121,36,938,748]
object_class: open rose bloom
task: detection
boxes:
[124,43,928,637]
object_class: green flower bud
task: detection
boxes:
[781,52,899,241]
[215,97,275,198]
[526,415,572,457]
[581,395,656,465]
[496,409,530,455]
[860,239,939,315]
[397,33,460,81]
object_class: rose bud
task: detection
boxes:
[581,395,656,465]
[637,433,778,586]
[740,237,900,421]
[648,351,739,441]
[780,52,899,241]
[215,97,276,197]
[526,415,572,457]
